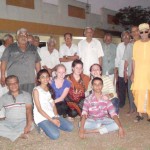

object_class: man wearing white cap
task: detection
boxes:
[131,23,150,122]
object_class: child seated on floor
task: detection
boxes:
[79,77,125,139]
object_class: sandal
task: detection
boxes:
[134,116,144,123]
[147,119,150,122]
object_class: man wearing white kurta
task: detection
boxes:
[39,38,60,76]
[78,27,104,75]
[59,33,79,74]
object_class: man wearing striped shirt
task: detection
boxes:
[79,77,124,139]
[86,64,119,114]
[0,75,33,141]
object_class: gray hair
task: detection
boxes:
[16,28,28,36]
[47,38,56,45]
[84,27,94,35]
[121,30,130,38]
[3,34,13,41]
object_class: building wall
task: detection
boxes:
[0,0,87,31]
[0,0,123,36]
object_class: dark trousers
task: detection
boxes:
[127,79,136,111]
[118,77,127,108]
[111,97,119,114]
[55,101,68,116]
[67,99,84,118]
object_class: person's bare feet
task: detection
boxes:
[20,133,29,139]
[67,117,74,122]
[126,110,135,116]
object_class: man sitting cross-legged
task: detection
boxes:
[0,75,33,141]
[79,77,125,139]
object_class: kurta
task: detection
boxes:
[131,40,150,115]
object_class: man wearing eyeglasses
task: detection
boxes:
[131,23,150,122]
[0,28,41,94]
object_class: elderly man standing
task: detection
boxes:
[27,34,35,45]
[59,33,79,74]
[102,33,117,77]
[0,34,14,119]
[0,34,14,60]
[33,35,41,54]
[0,75,33,141]
[78,27,104,75]
[0,34,14,98]
[1,28,41,94]
[115,31,131,108]
[123,26,140,115]
[131,23,150,122]
[39,38,60,76]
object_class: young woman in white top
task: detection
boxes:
[32,69,73,140]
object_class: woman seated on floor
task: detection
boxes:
[32,69,73,140]
[51,64,70,117]
[86,64,119,114]
[65,59,90,119]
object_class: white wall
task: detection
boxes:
[0,0,88,28]
[76,0,150,15]
[0,0,124,34]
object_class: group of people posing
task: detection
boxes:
[0,23,150,141]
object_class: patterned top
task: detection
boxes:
[67,73,90,103]
[87,75,117,99]
[82,93,117,120]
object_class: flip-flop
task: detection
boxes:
[134,116,144,123]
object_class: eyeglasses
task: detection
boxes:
[140,31,149,34]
